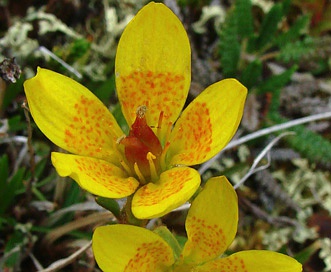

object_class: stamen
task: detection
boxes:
[112,136,133,174]
[134,162,146,184]
[160,141,171,171]
[120,159,132,175]
[147,152,158,182]
[159,121,173,170]
[156,111,164,140]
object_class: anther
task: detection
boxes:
[133,163,146,184]
[136,105,147,118]
[147,152,158,182]
[120,159,132,175]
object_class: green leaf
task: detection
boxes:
[95,196,120,218]
[275,15,310,46]
[240,59,262,89]
[269,113,331,166]
[255,3,284,51]
[3,76,24,110]
[281,0,292,16]
[90,74,116,103]
[153,226,182,260]
[236,0,254,38]
[0,155,9,191]
[277,36,315,63]
[8,115,26,132]
[69,38,91,60]
[219,9,241,77]
[0,156,25,215]
[257,65,297,94]
[112,102,129,134]
[3,228,25,269]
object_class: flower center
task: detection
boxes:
[119,106,163,184]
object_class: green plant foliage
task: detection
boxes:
[69,38,91,60]
[177,0,212,8]
[252,3,284,51]
[239,59,262,89]
[257,65,297,94]
[219,9,241,78]
[275,15,310,46]
[270,113,331,166]
[278,37,315,62]
[88,73,116,103]
[96,196,121,218]
[153,226,182,259]
[3,226,25,269]
[236,0,254,38]
[0,155,25,215]
[8,115,26,132]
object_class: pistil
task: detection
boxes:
[119,106,163,184]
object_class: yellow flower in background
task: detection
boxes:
[93,177,302,272]
[23,2,247,219]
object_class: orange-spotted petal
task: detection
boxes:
[166,79,247,166]
[115,2,191,141]
[195,250,302,272]
[24,68,123,163]
[93,224,175,272]
[181,176,238,265]
[132,167,200,219]
[51,152,139,198]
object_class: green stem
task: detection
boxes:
[122,195,148,227]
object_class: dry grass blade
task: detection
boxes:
[37,241,92,272]
[42,211,113,247]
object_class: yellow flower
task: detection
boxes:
[23,2,247,219]
[93,177,303,272]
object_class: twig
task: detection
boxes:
[173,133,295,213]
[22,102,35,202]
[37,241,92,272]
[240,197,299,227]
[199,111,331,174]
[42,212,113,246]
[175,110,331,213]
[233,132,295,189]
[38,46,82,79]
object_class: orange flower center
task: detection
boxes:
[120,106,163,184]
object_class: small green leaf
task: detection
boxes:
[240,59,262,89]
[112,103,129,134]
[0,155,9,190]
[219,9,241,77]
[0,156,25,215]
[255,3,284,50]
[95,196,121,218]
[275,15,310,46]
[277,37,315,62]
[91,74,116,103]
[269,113,331,166]
[153,226,182,260]
[257,65,297,94]
[236,0,254,38]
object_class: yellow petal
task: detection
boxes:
[166,79,247,166]
[196,250,302,272]
[181,176,238,265]
[51,152,139,198]
[115,2,191,141]
[132,167,200,219]
[93,225,174,272]
[24,68,123,162]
